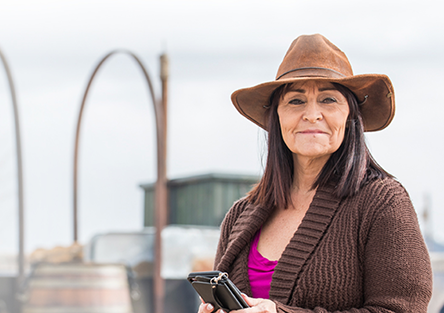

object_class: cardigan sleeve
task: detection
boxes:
[273,181,433,313]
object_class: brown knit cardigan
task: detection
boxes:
[214,178,432,312]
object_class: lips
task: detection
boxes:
[298,129,327,134]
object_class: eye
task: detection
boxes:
[289,98,305,105]
[321,97,337,104]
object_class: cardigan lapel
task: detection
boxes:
[269,182,341,304]
[216,201,272,282]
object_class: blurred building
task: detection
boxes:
[140,172,259,227]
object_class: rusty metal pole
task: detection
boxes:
[0,49,25,287]
[73,50,159,245]
[154,53,168,313]
[73,50,167,313]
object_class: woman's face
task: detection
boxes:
[277,80,349,163]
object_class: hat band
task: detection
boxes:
[276,67,347,80]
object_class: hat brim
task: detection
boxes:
[231,74,395,132]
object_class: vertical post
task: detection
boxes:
[73,49,165,312]
[160,54,168,146]
[154,53,168,313]
[0,49,25,289]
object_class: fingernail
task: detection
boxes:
[206,303,214,311]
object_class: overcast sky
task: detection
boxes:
[0,0,443,257]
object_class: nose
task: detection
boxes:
[302,101,323,123]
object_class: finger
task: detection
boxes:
[198,302,215,313]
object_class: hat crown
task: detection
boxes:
[276,34,354,80]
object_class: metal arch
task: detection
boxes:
[0,48,25,285]
[73,49,165,242]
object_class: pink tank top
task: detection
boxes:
[248,229,278,299]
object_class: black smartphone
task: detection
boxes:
[187,271,249,312]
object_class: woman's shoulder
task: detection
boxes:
[222,197,251,226]
[231,196,251,209]
[217,197,253,247]
[354,176,415,220]
[360,176,409,199]
[351,177,424,252]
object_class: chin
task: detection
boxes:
[293,150,331,159]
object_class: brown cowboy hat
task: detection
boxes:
[231,34,395,132]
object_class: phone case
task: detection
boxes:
[187,271,249,312]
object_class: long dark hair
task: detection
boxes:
[247,82,392,209]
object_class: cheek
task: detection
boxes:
[278,112,294,135]
[333,122,348,148]
[278,107,300,130]
[328,113,349,145]
[332,127,346,147]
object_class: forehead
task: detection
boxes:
[285,80,337,93]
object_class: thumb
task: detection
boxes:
[241,293,263,306]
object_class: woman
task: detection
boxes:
[200,34,432,313]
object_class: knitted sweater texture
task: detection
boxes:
[214,178,432,313]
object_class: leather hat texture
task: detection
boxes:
[231,34,395,132]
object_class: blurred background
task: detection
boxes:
[0,0,444,312]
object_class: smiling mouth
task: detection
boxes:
[299,130,327,134]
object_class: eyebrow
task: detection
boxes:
[286,87,337,93]
[318,87,337,92]
[287,88,305,93]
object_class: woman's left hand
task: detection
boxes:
[232,294,276,313]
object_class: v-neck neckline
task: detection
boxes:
[217,181,341,304]
[268,181,341,303]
